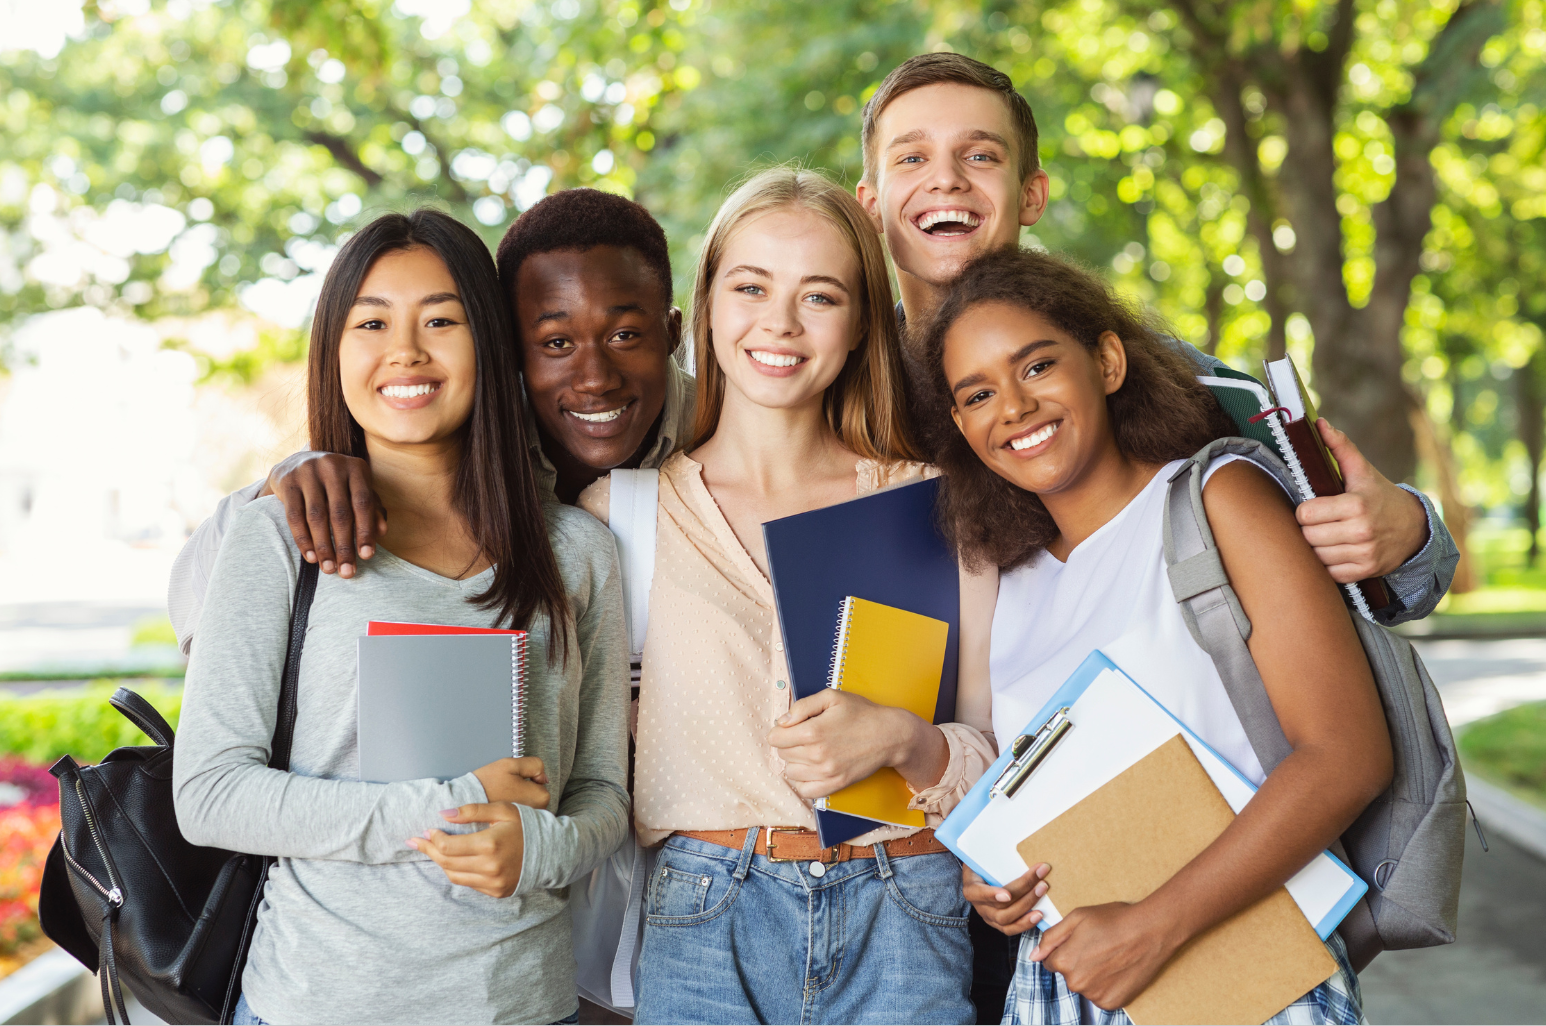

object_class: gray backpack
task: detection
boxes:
[1163,437,1468,969]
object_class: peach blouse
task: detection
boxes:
[579,451,996,847]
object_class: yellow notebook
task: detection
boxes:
[814,596,949,828]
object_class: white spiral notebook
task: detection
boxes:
[356,624,528,783]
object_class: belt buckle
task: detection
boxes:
[765,826,834,863]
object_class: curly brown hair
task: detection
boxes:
[920,247,1236,571]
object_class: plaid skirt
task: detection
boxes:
[1001,928,1366,1025]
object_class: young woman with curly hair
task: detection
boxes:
[922,248,1391,1025]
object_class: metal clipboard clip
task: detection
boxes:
[989,707,1074,801]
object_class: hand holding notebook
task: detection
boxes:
[807,597,949,829]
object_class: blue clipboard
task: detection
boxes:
[938,651,1366,940]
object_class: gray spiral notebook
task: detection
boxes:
[355,631,528,783]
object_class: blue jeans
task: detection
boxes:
[634,830,973,1025]
[234,992,579,1025]
[233,994,268,1025]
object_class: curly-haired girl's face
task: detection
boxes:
[944,301,1126,497]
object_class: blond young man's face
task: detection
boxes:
[858,82,1049,293]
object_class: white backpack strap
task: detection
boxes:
[607,468,659,670]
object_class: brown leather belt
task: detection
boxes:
[675,826,949,864]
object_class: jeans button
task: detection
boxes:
[808,861,826,878]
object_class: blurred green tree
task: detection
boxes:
[1,0,1542,521]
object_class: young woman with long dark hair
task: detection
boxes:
[173,209,629,1025]
[925,248,1391,1025]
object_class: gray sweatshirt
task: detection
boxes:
[173,496,629,1025]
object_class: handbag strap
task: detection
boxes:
[269,560,319,771]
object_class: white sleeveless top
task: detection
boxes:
[989,456,1271,786]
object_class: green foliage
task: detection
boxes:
[1,0,1544,517]
[1459,700,1546,806]
[0,682,182,765]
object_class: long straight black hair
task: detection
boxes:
[307,208,569,653]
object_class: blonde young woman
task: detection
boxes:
[578,169,997,1024]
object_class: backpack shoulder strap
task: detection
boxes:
[1163,437,1303,774]
[608,468,660,661]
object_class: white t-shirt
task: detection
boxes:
[988,456,1273,787]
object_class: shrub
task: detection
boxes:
[0,762,61,961]
[1458,700,1546,803]
[0,682,182,765]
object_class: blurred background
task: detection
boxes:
[0,0,1543,1022]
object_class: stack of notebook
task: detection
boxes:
[355,621,528,783]
[1200,354,1393,616]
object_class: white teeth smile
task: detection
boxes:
[380,383,439,398]
[749,350,805,368]
[917,209,982,233]
[1010,421,1059,451]
[569,404,630,423]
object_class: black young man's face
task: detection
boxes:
[516,245,682,473]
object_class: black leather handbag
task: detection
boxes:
[39,561,318,1025]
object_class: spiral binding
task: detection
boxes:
[1260,412,1375,621]
[512,631,529,758]
[826,596,857,690]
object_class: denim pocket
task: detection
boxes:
[883,851,971,928]
[647,864,711,918]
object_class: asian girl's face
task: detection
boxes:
[943,301,1127,497]
[708,206,863,412]
[338,246,478,448]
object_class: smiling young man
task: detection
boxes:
[854,52,1461,1023]
[167,189,693,654]
[855,52,1457,626]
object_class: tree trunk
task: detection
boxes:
[1410,400,1476,593]
[1164,0,1503,484]
[1203,266,1225,356]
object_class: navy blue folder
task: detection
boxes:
[762,478,960,847]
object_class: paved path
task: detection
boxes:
[1356,638,1546,1024]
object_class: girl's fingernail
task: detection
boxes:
[422,830,434,839]
[1035,882,1048,897]
[322,560,336,573]
[304,551,316,562]
[440,809,459,818]
[405,838,419,849]
[360,545,374,558]
[996,891,1011,902]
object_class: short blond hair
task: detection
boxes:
[687,167,918,462]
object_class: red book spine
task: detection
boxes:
[1282,419,1394,611]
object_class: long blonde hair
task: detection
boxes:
[687,167,919,461]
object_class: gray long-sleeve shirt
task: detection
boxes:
[173,496,629,1025]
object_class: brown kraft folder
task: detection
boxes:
[1016,735,1336,1025]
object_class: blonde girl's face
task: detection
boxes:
[708,206,863,413]
[338,245,478,448]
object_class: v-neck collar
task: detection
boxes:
[674,452,775,592]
